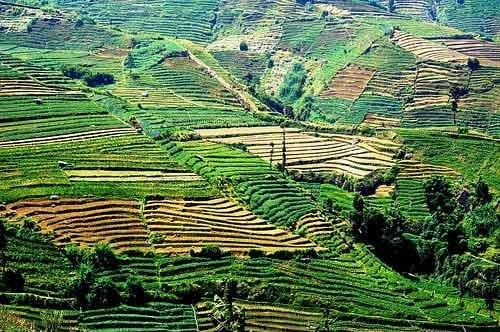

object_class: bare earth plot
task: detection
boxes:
[320,64,376,101]
[4,197,320,256]
[196,126,399,178]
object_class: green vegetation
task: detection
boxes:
[279,61,307,105]
[399,130,500,192]
[0,0,498,330]
[124,38,187,72]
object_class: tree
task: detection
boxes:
[467,57,480,71]
[87,277,121,308]
[239,41,248,51]
[3,270,24,292]
[68,263,95,308]
[40,310,64,332]
[424,176,455,214]
[449,85,468,126]
[269,142,275,169]
[0,221,6,275]
[91,243,118,270]
[211,280,245,332]
[125,275,146,305]
[192,245,224,259]
[280,124,287,173]
[474,178,492,206]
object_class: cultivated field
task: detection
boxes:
[196,126,399,178]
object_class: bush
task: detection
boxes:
[91,243,118,270]
[171,282,203,304]
[278,62,307,105]
[239,41,249,51]
[190,245,224,259]
[148,232,165,245]
[64,244,87,268]
[3,270,24,292]
[83,72,115,87]
[467,57,480,71]
[247,249,265,258]
[268,250,294,260]
[87,277,121,308]
[124,276,146,305]
[40,311,64,332]
[68,263,94,308]
[60,64,115,87]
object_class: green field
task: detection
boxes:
[0,0,498,331]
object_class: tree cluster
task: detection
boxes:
[61,64,115,87]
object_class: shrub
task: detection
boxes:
[91,243,118,270]
[40,310,64,332]
[60,64,115,87]
[148,232,165,245]
[191,245,224,259]
[268,250,294,260]
[124,276,146,305]
[3,270,24,292]
[247,249,265,258]
[424,176,455,214]
[239,41,249,51]
[83,72,115,87]
[68,263,94,307]
[87,277,121,308]
[467,57,480,71]
[278,62,307,105]
[171,282,203,304]
[64,244,87,268]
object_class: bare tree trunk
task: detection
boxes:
[281,129,286,172]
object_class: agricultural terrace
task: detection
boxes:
[196,301,322,331]
[81,303,197,331]
[388,0,432,20]
[145,197,320,255]
[402,61,469,128]
[320,64,376,101]
[391,31,469,64]
[56,0,218,43]
[164,141,325,230]
[436,38,500,68]
[0,55,128,142]
[395,158,459,223]
[114,56,244,109]
[0,134,214,202]
[436,0,500,40]
[101,252,497,329]
[4,197,318,256]
[0,6,125,51]
[196,126,400,178]
[4,198,150,253]
[398,129,500,193]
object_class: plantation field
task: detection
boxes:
[0,134,214,202]
[3,196,318,255]
[399,129,500,192]
[196,126,399,178]
[99,252,497,330]
[0,0,498,331]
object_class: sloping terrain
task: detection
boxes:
[0,1,498,331]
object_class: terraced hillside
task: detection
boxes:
[0,0,498,331]
[195,126,399,178]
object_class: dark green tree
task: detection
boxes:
[87,277,121,308]
[0,221,6,275]
[125,275,146,305]
[424,176,455,214]
[474,178,492,206]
